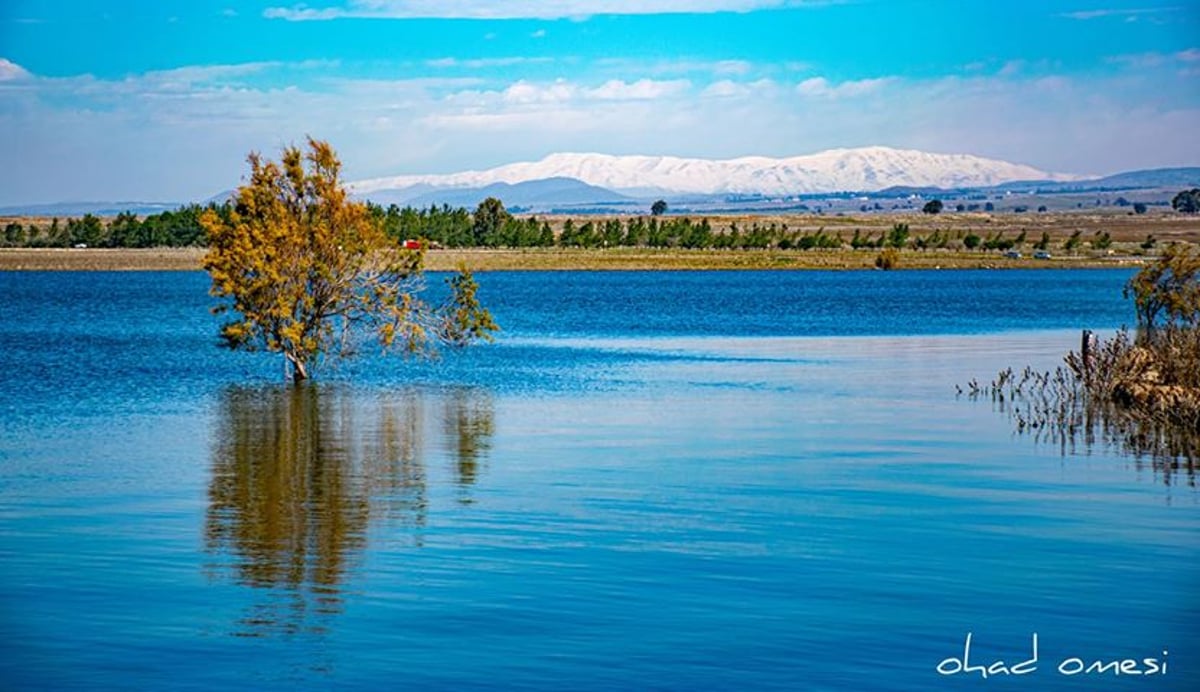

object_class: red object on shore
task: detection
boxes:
[401,239,422,250]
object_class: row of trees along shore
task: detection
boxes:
[4,193,1199,251]
[2,206,216,248]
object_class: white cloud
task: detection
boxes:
[265,0,812,21]
[703,79,749,98]
[714,60,753,76]
[1060,7,1181,21]
[426,56,553,69]
[420,109,595,132]
[2,53,1199,204]
[702,78,775,98]
[0,58,32,81]
[489,77,691,105]
[1032,76,1071,92]
[589,78,691,100]
[793,77,826,94]
[1107,48,1200,69]
[997,59,1024,77]
[263,6,340,20]
[139,62,279,86]
[796,76,893,98]
[502,79,576,104]
[594,57,765,79]
[1107,52,1167,69]
[873,71,1200,175]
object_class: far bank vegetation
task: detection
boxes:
[5,194,1200,260]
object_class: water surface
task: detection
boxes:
[0,270,1195,690]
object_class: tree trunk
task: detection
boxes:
[286,353,309,384]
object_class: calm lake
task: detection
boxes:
[0,269,1196,690]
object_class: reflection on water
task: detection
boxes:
[205,385,495,636]
[965,367,1198,488]
[443,389,494,496]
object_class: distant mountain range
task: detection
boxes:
[347,148,1200,212]
[3,147,1197,217]
[362,176,631,210]
[990,167,1200,193]
[0,200,182,218]
[351,146,1083,199]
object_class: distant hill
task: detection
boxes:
[204,189,237,205]
[0,201,182,217]
[358,177,631,210]
[993,168,1200,194]
[1087,167,1200,190]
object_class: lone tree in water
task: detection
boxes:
[201,137,497,382]
[1124,243,1200,340]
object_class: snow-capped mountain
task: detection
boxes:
[351,146,1081,198]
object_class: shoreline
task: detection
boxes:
[0,247,1151,272]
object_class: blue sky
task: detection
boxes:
[1,0,1198,204]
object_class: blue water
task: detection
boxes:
[0,269,1196,690]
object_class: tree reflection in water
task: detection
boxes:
[443,388,495,500]
[205,385,495,637]
[965,367,1197,488]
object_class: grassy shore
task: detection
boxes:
[0,245,1157,271]
[0,247,208,271]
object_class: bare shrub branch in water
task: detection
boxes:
[963,330,1199,486]
[963,245,1200,486]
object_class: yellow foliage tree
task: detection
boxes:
[1125,243,1200,340]
[202,137,497,382]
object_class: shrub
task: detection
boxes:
[1124,244,1200,337]
[875,247,900,270]
[965,247,1200,472]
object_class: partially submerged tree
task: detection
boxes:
[1124,243,1200,340]
[202,138,497,382]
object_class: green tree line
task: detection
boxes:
[2,203,230,248]
[366,198,846,250]
[2,194,1163,252]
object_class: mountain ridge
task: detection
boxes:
[351,146,1084,197]
[364,176,631,210]
[3,158,1196,218]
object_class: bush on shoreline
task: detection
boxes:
[967,245,1200,480]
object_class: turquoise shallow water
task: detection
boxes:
[0,269,1196,690]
